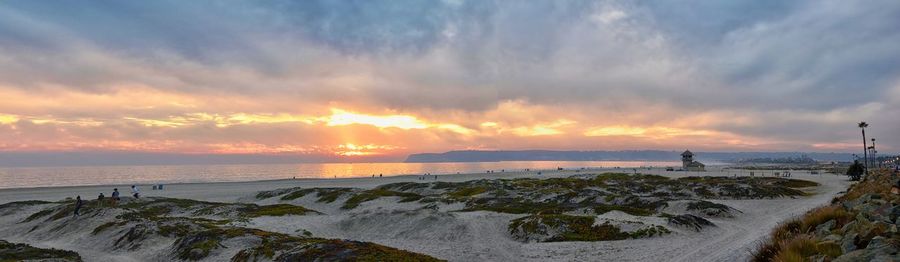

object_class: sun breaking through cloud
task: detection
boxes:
[0,0,898,160]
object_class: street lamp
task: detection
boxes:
[871,138,877,168]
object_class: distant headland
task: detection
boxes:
[404,150,855,163]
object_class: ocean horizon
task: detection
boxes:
[0,160,685,189]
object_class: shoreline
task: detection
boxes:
[0,168,584,204]
[0,160,690,190]
[0,166,836,204]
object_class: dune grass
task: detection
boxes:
[0,240,82,262]
[753,169,896,261]
[241,204,319,217]
[508,213,671,242]
[342,189,423,209]
[753,205,853,261]
[593,204,655,216]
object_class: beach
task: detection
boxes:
[0,166,850,261]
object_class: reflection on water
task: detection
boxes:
[0,161,681,189]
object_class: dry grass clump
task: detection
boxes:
[771,219,802,243]
[753,205,849,261]
[798,205,852,233]
[753,169,898,261]
[771,235,841,262]
[754,227,843,262]
[839,168,897,202]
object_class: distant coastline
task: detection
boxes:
[404,150,855,163]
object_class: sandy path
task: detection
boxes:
[672,173,847,261]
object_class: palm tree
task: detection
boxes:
[858,122,869,176]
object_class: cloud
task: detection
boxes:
[0,0,898,155]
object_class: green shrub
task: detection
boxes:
[242,204,318,217]
[342,189,422,209]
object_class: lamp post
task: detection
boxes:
[871,138,877,168]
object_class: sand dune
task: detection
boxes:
[0,167,849,261]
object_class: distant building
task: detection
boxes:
[681,150,706,171]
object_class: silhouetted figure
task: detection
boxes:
[73,196,83,217]
[111,188,120,206]
[97,193,105,207]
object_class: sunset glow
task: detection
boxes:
[1,3,897,262]
[0,0,896,162]
[326,109,430,130]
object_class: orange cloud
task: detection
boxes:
[583,125,717,139]
[335,143,400,156]
[324,109,474,134]
[0,84,866,155]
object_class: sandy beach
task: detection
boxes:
[0,168,589,204]
[0,167,850,261]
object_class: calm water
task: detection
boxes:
[0,161,681,189]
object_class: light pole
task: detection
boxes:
[871,138,877,168]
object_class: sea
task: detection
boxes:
[0,160,682,189]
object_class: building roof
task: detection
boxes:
[681,150,693,156]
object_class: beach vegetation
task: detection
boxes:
[240,203,318,217]
[0,200,53,212]
[508,214,670,242]
[448,186,488,198]
[593,204,655,216]
[342,189,423,209]
[21,208,54,223]
[173,229,224,260]
[0,240,82,261]
[8,195,444,261]
[753,169,898,261]
[845,161,864,181]
[255,190,282,200]
[92,221,128,235]
[314,188,355,203]
[279,188,317,201]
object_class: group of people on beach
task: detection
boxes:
[72,185,142,217]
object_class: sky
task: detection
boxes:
[0,0,898,161]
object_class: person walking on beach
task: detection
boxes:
[111,188,120,206]
[73,196,83,217]
[131,185,140,199]
[97,193,105,208]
